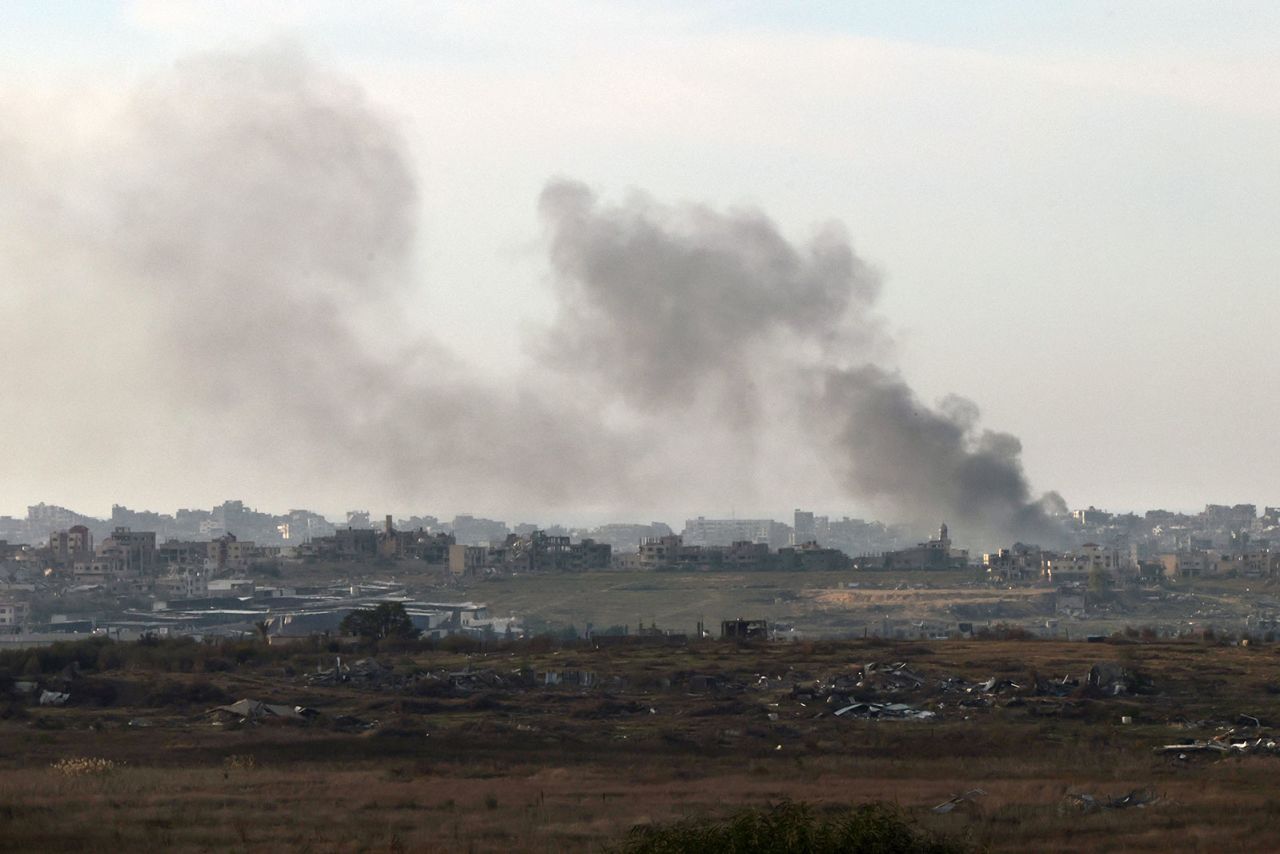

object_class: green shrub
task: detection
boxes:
[611,801,976,854]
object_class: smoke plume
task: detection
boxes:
[819,366,1067,546]
[1,44,1067,546]
[534,179,1066,546]
[0,47,637,514]
[538,179,881,415]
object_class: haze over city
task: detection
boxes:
[5,2,1280,538]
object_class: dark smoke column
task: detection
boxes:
[819,364,1068,548]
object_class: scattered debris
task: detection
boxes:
[308,657,403,688]
[1087,662,1149,696]
[833,702,936,721]
[208,699,317,722]
[1156,737,1280,756]
[933,789,987,814]
[1064,788,1159,812]
[39,690,70,707]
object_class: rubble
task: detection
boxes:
[1063,788,1159,812]
[833,702,936,721]
[38,690,70,706]
[1087,662,1149,696]
[1156,735,1280,756]
[776,657,1150,724]
[307,657,404,688]
[208,699,318,723]
[932,788,986,814]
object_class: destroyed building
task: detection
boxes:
[853,524,969,570]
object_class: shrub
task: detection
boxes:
[611,801,976,854]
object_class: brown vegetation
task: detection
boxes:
[3,635,1280,850]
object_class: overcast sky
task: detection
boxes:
[3,2,1279,526]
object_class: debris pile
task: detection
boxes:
[1087,662,1151,696]
[932,789,987,814]
[1157,725,1280,758]
[777,659,1151,723]
[787,662,938,721]
[307,657,403,688]
[1063,788,1159,812]
[39,690,70,707]
[208,698,318,723]
[834,701,936,721]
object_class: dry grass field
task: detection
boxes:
[463,568,1275,639]
[4,635,1280,851]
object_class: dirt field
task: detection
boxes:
[4,635,1280,851]
[468,569,994,636]
[465,568,1273,640]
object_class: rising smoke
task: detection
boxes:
[1,46,1067,546]
[535,179,1068,547]
[819,366,1068,546]
[538,178,882,414]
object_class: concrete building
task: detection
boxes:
[103,527,157,575]
[208,533,256,572]
[156,567,209,599]
[682,517,791,549]
[793,509,816,545]
[157,539,207,568]
[448,544,488,577]
[377,516,454,563]
[637,534,703,569]
[983,543,1044,582]
[0,601,30,629]
[1041,543,1127,583]
[48,525,93,567]
[856,524,968,570]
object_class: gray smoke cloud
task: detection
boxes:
[819,366,1068,546]
[0,47,637,514]
[538,179,881,417]
[1,44,1067,545]
[535,183,1067,547]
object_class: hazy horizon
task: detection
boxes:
[5,3,1280,541]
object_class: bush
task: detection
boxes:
[611,801,976,854]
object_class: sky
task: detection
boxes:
[3,2,1279,532]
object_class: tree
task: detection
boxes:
[339,602,420,641]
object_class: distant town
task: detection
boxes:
[1,499,1278,646]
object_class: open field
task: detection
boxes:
[5,635,1280,850]
[464,568,1280,639]
[469,569,992,635]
